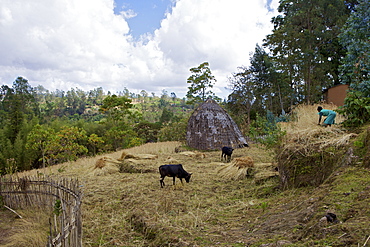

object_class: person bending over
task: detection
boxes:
[317,106,336,127]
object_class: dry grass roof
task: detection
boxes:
[186,98,248,150]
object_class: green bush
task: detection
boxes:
[337,91,370,127]
[248,111,286,149]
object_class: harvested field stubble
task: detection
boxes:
[13,142,279,246]
[5,114,370,246]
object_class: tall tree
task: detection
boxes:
[26,124,55,168]
[264,0,352,103]
[1,77,36,143]
[227,66,255,128]
[249,45,292,114]
[99,95,133,123]
[336,0,370,127]
[186,62,220,105]
[339,0,369,95]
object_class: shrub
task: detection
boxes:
[336,91,370,127]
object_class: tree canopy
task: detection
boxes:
[186,62,220,105]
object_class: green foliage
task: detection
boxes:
[0,84,192,173]
[258,201,269,212]
[157,118,188,142]
[186,62,221,105]
[352,126,370,168]
[99,95,133,123]
[227,45,293,127]
[26,125,88,167]
[337,0,370,128]
[265,0,351,103]
[336,91,370,127]
[53,199,62,216]
[339,0,370,90]
[1,77,37,143]
[126,137,144,148]
[26,124,55,168]
[102,127,138,150]
[0,132,12,174]
[249,45,292,114]
[87,133,105,156]
[159,108,174,124]
[4,158,17,175]
[134,121,161,143]
[227,66,255,128]
[48,126,88,164]
[248,111,286,149]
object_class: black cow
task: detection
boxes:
[221,146,234,162]
[159,164,192,188]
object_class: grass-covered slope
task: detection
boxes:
[2,104,370,247]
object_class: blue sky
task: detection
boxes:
[0,0,279,98]
[114,0,173,38]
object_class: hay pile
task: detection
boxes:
[92,157,120,176]
[274,103,358,188]
[253,163,279,184]
[118,151,158,160]
[119,158,156,173]
[278,103,346,132]
[277,127,356,188]
[218,156,254,180]
[178,151,207,159]
[165,156,180,164]
[92,152,159,175]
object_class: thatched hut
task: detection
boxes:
[186,98,248,150]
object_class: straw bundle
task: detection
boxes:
[93,157,120,176]
[233,156,254,168]
[195,152,207,159]
[177,151,207,159]
[253,163,279,184]
[218,156,254,180]
[166,156,180,164]
[119,159,156,173]
[118,151,158,160]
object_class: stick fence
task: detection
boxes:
[0,175,82,247]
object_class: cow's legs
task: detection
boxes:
[172,176,176,186]
[160,177,165,188]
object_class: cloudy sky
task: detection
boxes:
[0,0,279,99]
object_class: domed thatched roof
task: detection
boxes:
[186,98,248,150]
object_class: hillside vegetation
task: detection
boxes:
[2,104,370,247]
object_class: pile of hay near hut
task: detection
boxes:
[277,127,357,189]
[218,157,279,183]
[218,156,254,180]
[112,151,159,173]
[92,157,121,176]
[253,163,279,184]
[118,151,158,161]
[92,151,159,176]
[274,103,358,189]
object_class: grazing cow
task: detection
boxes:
[159,164,192,188]
[221,146,234,162]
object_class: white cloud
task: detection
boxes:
[0,0,278,98]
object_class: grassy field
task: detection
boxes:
[2,104,370,246]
